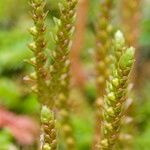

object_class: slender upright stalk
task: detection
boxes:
[28,0,49,104]
[27,0,57,149]
[93,0,114,149]
[70,0,89,88]
[121,0,141,47]
[41,106,57,150]
[49,0,77,150]
[100,31,135,150]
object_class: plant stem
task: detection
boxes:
[28,1,57,149]
[41,106,57,150]
[49,1,77,150]
[93,0,114,149]
[100,31,135,150]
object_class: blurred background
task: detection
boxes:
[0,0,150,149]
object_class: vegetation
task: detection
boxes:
[100,31,135,149]
[0,0,150,150]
